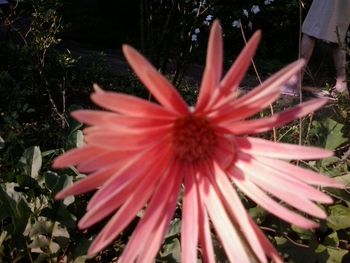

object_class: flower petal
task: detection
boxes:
[91,88,177,118]
[87,160,168,255]
[72,110,174,128]
[118,161,183,263]
[210,161,268,263]
[53,146,103,168]
[84,128,170,150]
[199,172,251,262]
[236,136,333,160]
[248,217,283,263]
[231,168,319,228]
[55,163,118,200]
[209,60,304,120]
[255,156,344,188]
[206,30,261,110]
[181,164,199,263]
[196,20,222,112]
[86,143,171,211]
[122,45,189,115]
[223,98,328,135]
[236,153,333,204]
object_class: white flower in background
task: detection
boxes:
[206,14,213,21]
[243,9,249,18]
[251,5,260,14]
[232,20,241,28]
[192,8,199,13]
[194,28,200,34]
[191,34,198,42]
[203,20,210,26]
[248,21,253,30]
[264,0,274,5]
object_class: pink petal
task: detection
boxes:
[210,161,268,263]
[196,20,222,112]
[122,45,189,115]
[76,150,135,173]
[209,90,280,123]
[84,128,170,150]
[55,164,118,200]
[87,162,166,255]
[236,136,333,160]
[91,89,177,118]
[119,161,183,263]
[206,31,261,110]
[236,154,333,204]
[213,135,237,171]
[199,172,251,262]
[181,165,199,263]
[248,217,283,263]
[86,143,171,211]
[256,156,344,188]
[197,187,216,263]
[223,98,328,135]
[53,146,103,168]
[78,172,140,229]
[72,110,174,128]
[230,168,319,228]
[209,60,304,121]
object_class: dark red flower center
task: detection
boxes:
[171,115,217,163]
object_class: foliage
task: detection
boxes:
[1,0,350,262]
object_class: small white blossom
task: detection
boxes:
[203,20,210,26]
[194,28,200,34]
[232,20,241,28]
[191,34,198,42]
[206,14,213,21]
[248,21,253,30]
[192,8,199,13]
[251,5,260,14]
[264,0,274,5]
[243,9,249,18]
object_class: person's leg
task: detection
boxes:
[282,34,315,96]
[332,44,348,94]
[300,34,316,82]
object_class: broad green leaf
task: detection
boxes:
[322,118,347,150]
[160,238,180,262]
[334,173,350,185]
[327,204,350,231]
[20,146,42,179]
[249,206,267,224]
[323,232,339,247]
[166,218,181,238]
[315,244,348,263]
[291,225,314,240]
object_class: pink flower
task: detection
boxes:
[53,21,343,262]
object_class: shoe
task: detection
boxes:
[281,84,300,97]
[330,86,349,97]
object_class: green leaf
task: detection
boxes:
[166,218,181,238]
[323,232,339,247]
[160,238,180,262]
[322,118,347,150]
[291,225,314,240]
[20,146,42,179]
[334,173,350,185]
[327,204,350,231]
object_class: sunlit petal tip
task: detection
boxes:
[93,83,104,93]
[55,190,69,200]
[52,156,69,169]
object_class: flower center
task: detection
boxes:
[171,115,217,163]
